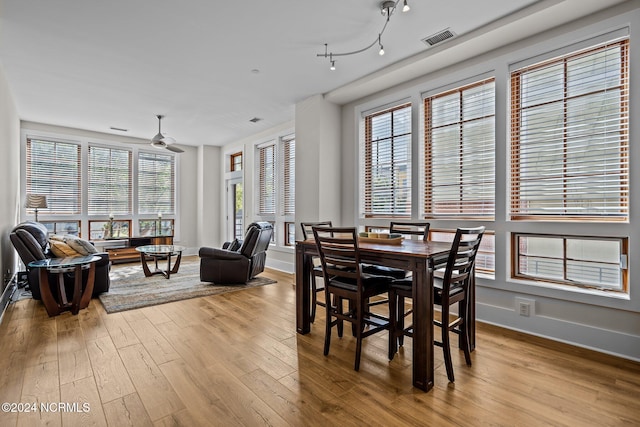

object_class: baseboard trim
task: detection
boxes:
[0,276,17,325]
[477,302,640,362]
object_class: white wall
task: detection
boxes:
[337,5,640,360]
[0,63,20,290]
[196,145,222,248]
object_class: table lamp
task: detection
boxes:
[25,194,48,222]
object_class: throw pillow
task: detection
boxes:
[228,238,241,252]
[49,239,80,257]
[64,235,98,256]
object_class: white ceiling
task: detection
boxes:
[0,0,630,147]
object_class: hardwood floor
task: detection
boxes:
[1,261,639,426]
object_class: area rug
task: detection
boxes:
[99,259,276,313]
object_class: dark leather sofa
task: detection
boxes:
[199,222,273,284]
[10,221,110,300]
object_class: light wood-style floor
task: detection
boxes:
[1,261,639,426]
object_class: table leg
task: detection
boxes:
[38,269,60,317]
[79,262,96,311]
[296,244,311,334]
[71,265,83,314]
[140,252,153,277]
[165,254,173,279]
[170,251,182,274]
[411,258,434,392]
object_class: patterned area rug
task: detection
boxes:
[99,258,276,313]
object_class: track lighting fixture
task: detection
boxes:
[317,0,410,69]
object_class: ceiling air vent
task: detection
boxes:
[422,28,456,47]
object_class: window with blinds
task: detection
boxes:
[258,144,276,215]
[137,151,175,215]
[510,39,629,220]
[424,78,495,218]
[283,137,295,216]
[363,103,411,217]
[88,145,132,215]
[26,138,81,215]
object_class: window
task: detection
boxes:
[89,220,131,240]
[138,152,176,215]
[255,135,294,247]
[285,222,296,246]
[88,145,132,215]
[283,137,295,216]
[512,233,627,292]
[258,144,276,215]
[424,78,495,218]
[26,138,81,215]
[362,103,411,217]
[510,39,629,220]
[139,219,174,237]
[230,152,243,172]
[41,221,81,237]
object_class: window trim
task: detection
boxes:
[362,102,412,218]
[423,77,496,220]
[511,232,628,293]
[509,38,629,222]
[230,152,243,172]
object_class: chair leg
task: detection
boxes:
[354,299,364,371]
[324,294,332,356]
[441,307,455,382]
[397,295,405,347]
[388,289,397,360]
[310,273,317,323]
[351,299,357,336]
[460,299,472,366]
[336,297,344,338]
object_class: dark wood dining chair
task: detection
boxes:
[389,221,430,240]
[389,226,485,382]
[300,221,332,322]
[312,226,393,371]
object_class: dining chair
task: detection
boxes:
[389,226,485,382]
[312,226,393,371]
[389,221,430,240]
[300,221,333,322]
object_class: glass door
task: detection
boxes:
[227,178,243,241]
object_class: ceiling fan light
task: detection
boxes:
[402,0,410,12]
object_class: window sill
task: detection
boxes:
[487,277,632,312]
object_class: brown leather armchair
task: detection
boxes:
[10,221,111,300]
[199,222,273,284]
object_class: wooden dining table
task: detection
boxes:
[295,237,476,392]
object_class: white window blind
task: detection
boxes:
[510,39,629,220]
[26,138,81,215]
[137,152,175,215]
[424,78,495,218]
[283,137,295,216]
[258,144,276,215]
[363,103,412,217]
[88,145,132,215]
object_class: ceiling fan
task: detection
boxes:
[150,115,184,153]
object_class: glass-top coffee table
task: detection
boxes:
[136,245,186,279]
[28,255,101,317]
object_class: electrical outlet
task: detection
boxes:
[519,301,530,317]
[515,297,535,317]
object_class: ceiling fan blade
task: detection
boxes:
[166,144,184,153]
[160,135,176,145]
